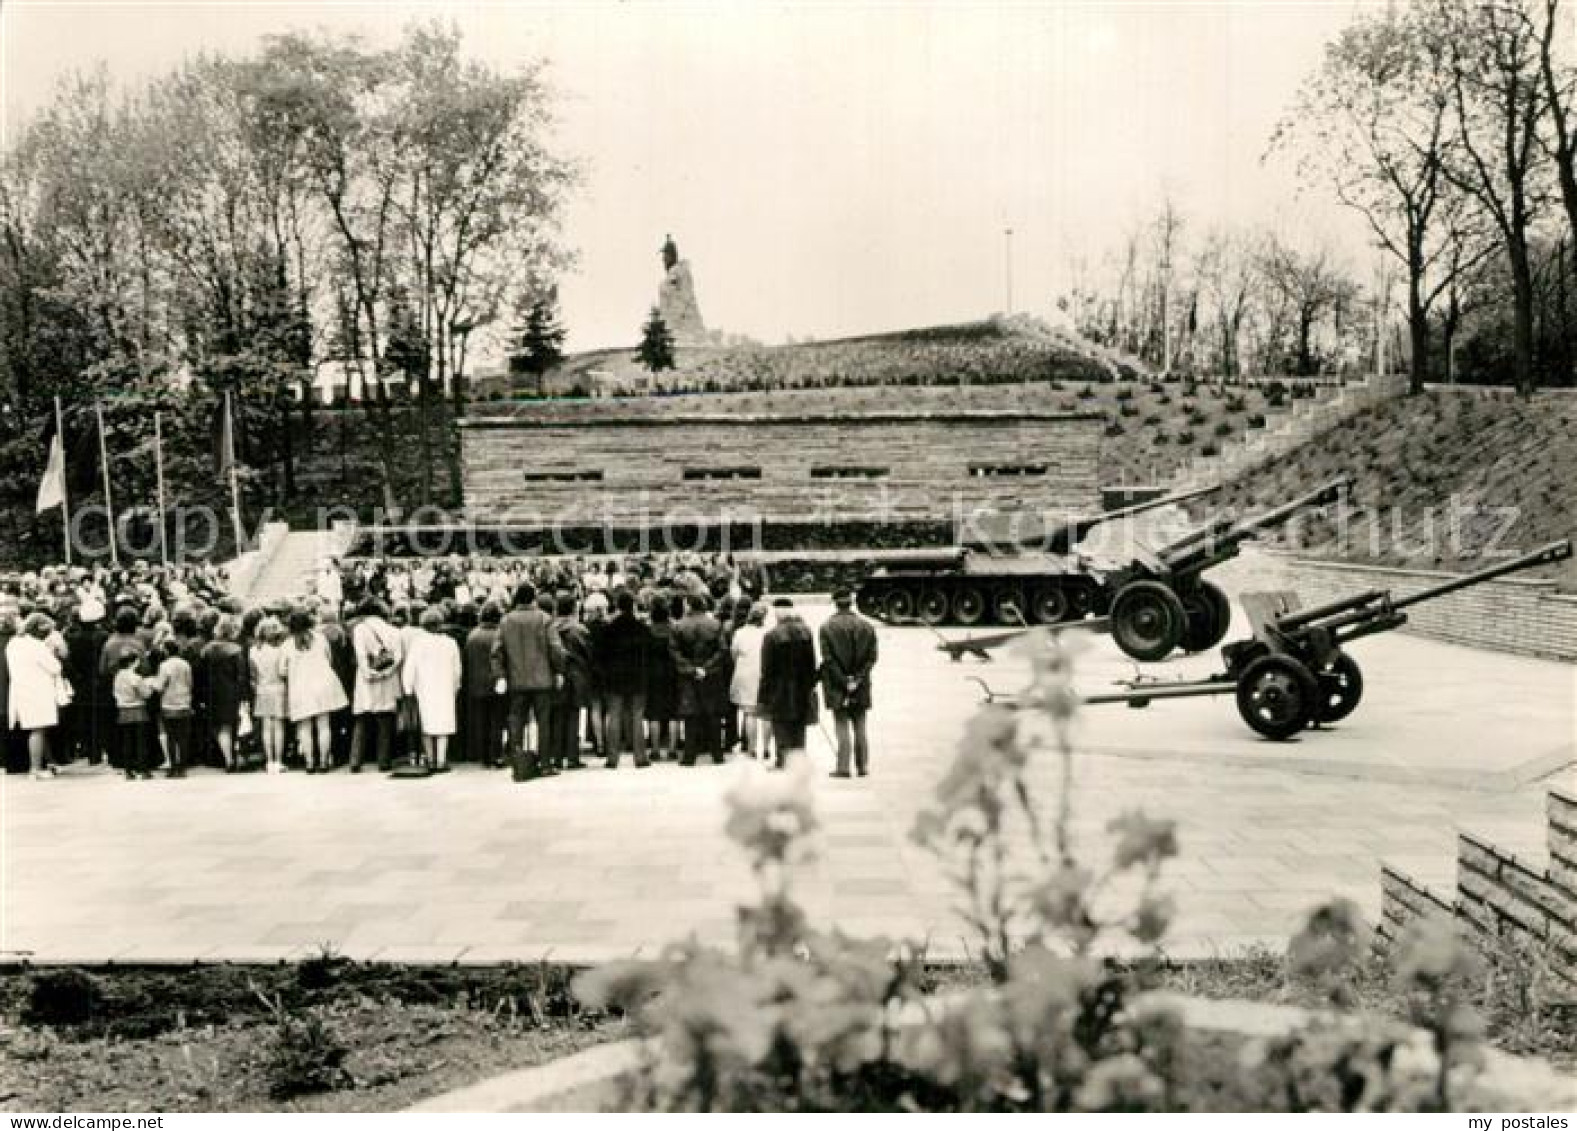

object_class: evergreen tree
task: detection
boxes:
[509,292,566,382]
[637,307,676,373]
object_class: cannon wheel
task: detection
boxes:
[1179,581,1233,653]
[918,587,951,626]
[1315,651,1364,724]
[1110,580,1187,662]
[883,588,916,623]
[991,587,1025,626]
[1199,582,1232,648]
[952,585,987,626]
[1235,654,1319,740]
[1029,585,1070,625]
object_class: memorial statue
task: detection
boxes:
[656,233,707,345]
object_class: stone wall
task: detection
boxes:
[459,410,1102,526]
[1456,833,1575,962]
[1552,791,1577,907]
[1211,550,1577,663]
[1377,791,1576,991]
[1378,866,1455,944]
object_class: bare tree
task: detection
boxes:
[1256,236,1359,376]
[1277,3,1502,393]
[1438,0,1549,394]
[1194,227,1258,381]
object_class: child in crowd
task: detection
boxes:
[250,616,289,774]
[112,650,154,780]
[150,637,194,778]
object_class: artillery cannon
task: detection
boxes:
[1080,539,1573,740]
[857,476,1351,663]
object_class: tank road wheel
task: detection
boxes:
[952,585,987,626]
[855,585,882,618]
[991,587,1026,625]
[883,587,917,623]
[1109,581,1187,662]
[1314,651,1365,724]
[1235,654,1319,741]
[1179,581,1232,653]
[1029,586,1071,625]
[918,587,951,626]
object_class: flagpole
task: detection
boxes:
[154,410,169,567]
[226,392,245,552]
[55,397,72,567]
[95,400,119,567]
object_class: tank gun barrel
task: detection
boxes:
[1157,475,1351,572]
[972,482,1219,555]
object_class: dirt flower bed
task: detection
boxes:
[0,961,622,1113]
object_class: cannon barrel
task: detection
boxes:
[1275,587,1388,632]
[964,482,1219,554]
[1157,475,1352,568]
[1388,539,1573,613]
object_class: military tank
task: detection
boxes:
[854,476,1351,662]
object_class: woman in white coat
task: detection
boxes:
[401,607,462,772]
[729,602,769,759]
[281,608,349,773]
[8,612,64,780]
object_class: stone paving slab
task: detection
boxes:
[1,598,1569,965]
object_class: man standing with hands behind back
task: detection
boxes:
[491,582,566,782]
[819,587,878,778]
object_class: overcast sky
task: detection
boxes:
[1,0,1371,351]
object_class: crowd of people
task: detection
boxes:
[3,551,880,783]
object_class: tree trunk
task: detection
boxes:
[1406,266,1429,395]
[1297,314,1315,377]
[1508,238,1536,396]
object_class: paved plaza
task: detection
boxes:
[2,586,1571,965]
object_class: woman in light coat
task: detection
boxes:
[728,602,770,759]
[281,608,349,773]
[349,599,403,772]
[401,607,462,771]
[9,611,64,779]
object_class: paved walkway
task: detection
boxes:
[2,598,1570,965]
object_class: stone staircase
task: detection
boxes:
[1170,381,1381,491]
[243,524,357,606]
[1379,789,1576,992]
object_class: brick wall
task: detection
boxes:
[459,410,1102,525]
[1456,832,1576,984]
[1552,791,1577,902]
[1212,550,1577,663]
[1378,795,1576,989]
[1378,865,1455,945]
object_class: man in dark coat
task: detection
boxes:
[63,600,110,765]
[597,589,651,768]
[490,582,566,781]
[759,597,819,769]
[670,592,727,765]
[464,602,506,767]
[818,588,879,777]
[551,592,593,771]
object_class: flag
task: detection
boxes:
[217,394,235,476]
[35,426,65,513]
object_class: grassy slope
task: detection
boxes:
[1198,389,1577,588]
[543,317,1128,391]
